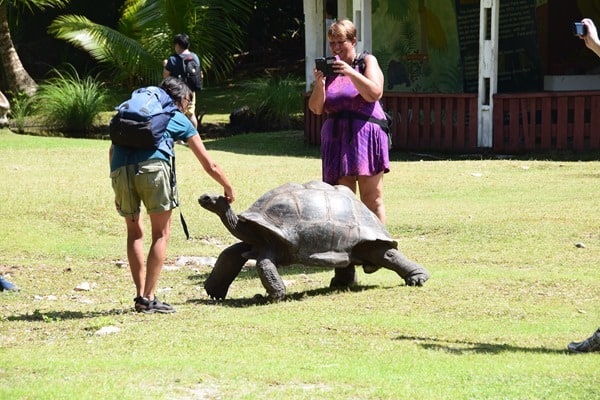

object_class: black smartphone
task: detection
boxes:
[573,22,587,36]
[315,57,336,76]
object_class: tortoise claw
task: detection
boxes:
[403,269,430,287]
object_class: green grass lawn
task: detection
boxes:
[0,128,598,399]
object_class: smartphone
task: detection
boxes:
[573,22,587,36]
[315,57,336,76]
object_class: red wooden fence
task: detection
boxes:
[304,93,479,152]
[304,91,600,153]
[493,91,600,153]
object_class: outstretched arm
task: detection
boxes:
[186,134,236,203]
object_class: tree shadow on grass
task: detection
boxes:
[394,335,568,355]
[186,283,380,308]
[6,308,131,322]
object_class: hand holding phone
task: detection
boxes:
[315,57,337,77]
[574,22,587,36]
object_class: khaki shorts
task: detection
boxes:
[185,91,196,118]
[110,159,178,217]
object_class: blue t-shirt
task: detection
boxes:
[110,111,197,172]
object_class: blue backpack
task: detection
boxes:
[109,86,179,153]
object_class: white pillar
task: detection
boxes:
[351,0,371,54]
[304,0,324,91]
[478,0,499,148]
[338,0,348,20]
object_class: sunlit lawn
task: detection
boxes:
[0,128,598,399]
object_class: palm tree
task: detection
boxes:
[0,0,69,96]
[49,0,252,88]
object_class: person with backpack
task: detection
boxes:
[308,18,390,225]
[163,33,203,128]
[109,77,235,314]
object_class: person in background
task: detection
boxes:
[308,18,389,224]
[109,77,235,314]
[0,275,19,292]
[566,17,600,353]
[568,328,600,353]
[163,33,201,128]
[580,18,600,56]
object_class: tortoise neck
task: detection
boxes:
[222,207,239,234]
[221,207,252,243]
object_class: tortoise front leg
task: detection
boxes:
[330,265,357,288]
[204,242,251,299]
[377,247,429,286]
[255,254,286,302]
[355,242,429,287]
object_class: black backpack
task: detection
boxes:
[109,86,179,153]
[181,54,203,91]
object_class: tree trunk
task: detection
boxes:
[0,4,38,96]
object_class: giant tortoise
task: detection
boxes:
[198,181,429,301]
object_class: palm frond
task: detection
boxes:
[49,15,163,86]
[5,0,69,12]
[49,0,253,86]
[136,0,253,79]
[189,0,252,78]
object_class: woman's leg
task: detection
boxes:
[125,214,146,297]
[337,175,357,193]
[337,173,386,223]
[357,172,386,224]
[144,210,172,300]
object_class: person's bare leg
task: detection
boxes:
[357,172,386,224]
[143,210,172,300]
[125,215,145,297]
[337,176,357,193]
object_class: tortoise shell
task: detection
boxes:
[239,181,395,265]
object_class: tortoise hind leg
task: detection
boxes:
[205,242,251,299]
[255,254,286,302]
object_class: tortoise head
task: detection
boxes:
[198,193,229,214]
[198,193,241,238]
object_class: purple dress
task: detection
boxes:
[321,68,390,185]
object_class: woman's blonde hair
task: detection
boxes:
[328,18,356,42]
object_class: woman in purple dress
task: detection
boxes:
[308,18,390,223]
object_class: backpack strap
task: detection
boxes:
[327,110,390,137]
[349,50,393,146]
[352,51,370,74]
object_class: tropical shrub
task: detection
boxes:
[34,66,108,136]
[7,91,35,133]
[241,75,304,131]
